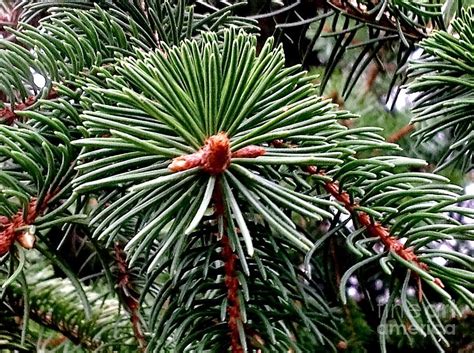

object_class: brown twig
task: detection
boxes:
[28,307,101,350]
[6,296,100,350]
[114,243,146,352]
[0,88,58,125]
[328,0,425,40]
[221,232,244,353]
[0,193,55,256]
[365,63,380,93]
[214,177,244,353]
[387,123,415,143]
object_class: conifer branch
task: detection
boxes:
[0,9,472,351]
[167,132,266,351]
[306,166,444,299]
[272,138,450,301]
[21,305,101,350]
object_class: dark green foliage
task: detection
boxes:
[205,0,456,99]
[408,6,474,172]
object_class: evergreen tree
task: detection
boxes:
[0,1,472,352]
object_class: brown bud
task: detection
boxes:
[337,340,348,350]
[16,231,36,250]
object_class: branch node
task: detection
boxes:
[169,132,265,174]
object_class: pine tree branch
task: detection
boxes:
[167,132,271,351]
[21,305,101,350]
[60,27,472,352]
[170,133,250,351]
[408,6,474,172]
[270,138,446,300]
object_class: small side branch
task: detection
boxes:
[306,166,444,300]
[114,243,146,351]
[0,89,58,125]
[0,193,55,256]
[27,307,101,350]
[387,124,415,143]
[327,0,425,40]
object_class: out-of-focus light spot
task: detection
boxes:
[375,279,383,290]
[376,289,389,304]
[33,73,46,88]
[433,257,448,266]
[349,276,358,285]
[385,88,413,112]
[439,243,452,252]
[465,183,474,195]
[348,287,358,298]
